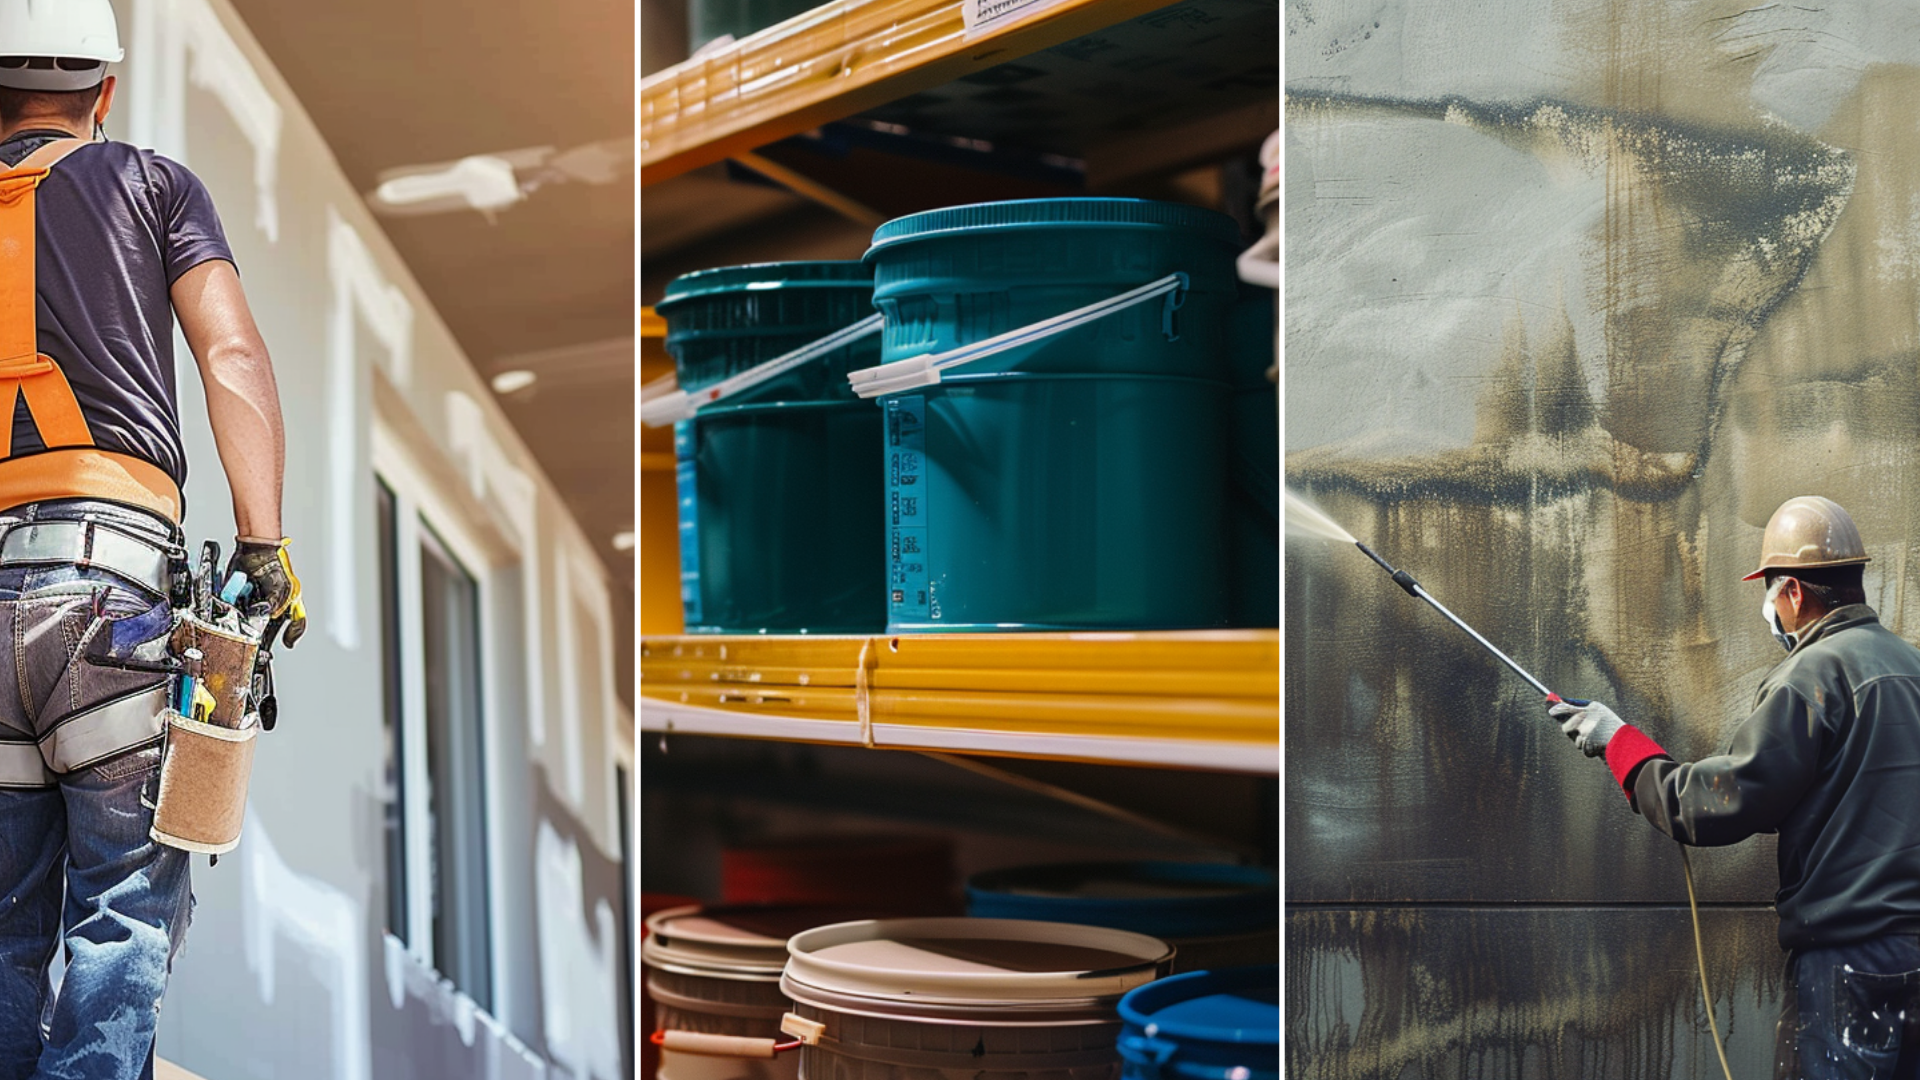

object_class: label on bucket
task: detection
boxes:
[675,421,703,627]
[886,396,931,621]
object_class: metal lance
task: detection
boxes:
[1353,541,1580,704]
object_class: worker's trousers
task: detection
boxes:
[1776,933,1920,1080]
[0,500,189,1080]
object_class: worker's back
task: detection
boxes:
[0,130,230,490]
[1759,605,1920,950]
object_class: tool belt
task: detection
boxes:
[0,518,174,593]
[148,540,282,857]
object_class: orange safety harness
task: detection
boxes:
[0,138,180,523]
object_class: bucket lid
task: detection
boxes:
[642,903,880,978]
[657,261,874,311]
[966,862,1277,940]
[784,917,1171,1007]
[1118,966,1279,1047]
[867,198,1241,257]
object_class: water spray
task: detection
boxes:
[1285,489,1581,705]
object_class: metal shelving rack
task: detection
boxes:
[640,632,1278,770]
[639,0,1277,773]
[640,0,1184,182]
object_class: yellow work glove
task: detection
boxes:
[226,536,308,648]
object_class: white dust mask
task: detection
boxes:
[1763,577,1797,653]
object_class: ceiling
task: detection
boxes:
[228,0,636,700]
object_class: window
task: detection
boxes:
[421,529,491,1009]
[377,481,408,945]
[377,466,498,1012]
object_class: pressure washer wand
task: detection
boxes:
[1354,541,1573,703]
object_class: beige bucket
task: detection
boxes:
[778,917,1173,1080]
[644,905,876,1080]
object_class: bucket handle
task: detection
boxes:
[847,272,1190,400]
[1118,1033,1181,1080]
[641,314,886,428]
[647,1013,824,1058]
[648,1030,804,1058]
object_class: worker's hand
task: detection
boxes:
[226,537,307,648]
[1551,698,1624,758]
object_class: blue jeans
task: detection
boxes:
[1777,934,1920,1080]
[0,501,190,1080]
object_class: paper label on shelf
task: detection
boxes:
[886,396,931,621]
[675,421,703,628]
[963,0,1075,38]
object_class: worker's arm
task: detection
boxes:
[171,259,283,539]
[1609,686,1826,846]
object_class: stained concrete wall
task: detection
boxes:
[92,1,633,1077]
[1285,0,1920,1074]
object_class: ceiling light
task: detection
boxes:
[373,155,524,214]
[490,369,537,394]
[612,531,637,552]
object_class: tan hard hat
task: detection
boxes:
[1742,495,1871,581]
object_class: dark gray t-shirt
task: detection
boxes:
[0,130,235,487]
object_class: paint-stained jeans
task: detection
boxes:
[0,501,190,1080]
[1777,934,1920,1080]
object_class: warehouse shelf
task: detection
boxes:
[641,0,1184,184]
[639,631,1277,772]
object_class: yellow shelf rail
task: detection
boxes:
[640,631,1278,771]
[640,0,1180,185]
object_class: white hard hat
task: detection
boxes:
[0,0,123,92]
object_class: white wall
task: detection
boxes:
[109,1,633,1076]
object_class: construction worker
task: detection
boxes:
[1553,495,1920,1079]
[0,2,304,1076]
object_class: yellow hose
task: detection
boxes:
[1682,844,1736,1080]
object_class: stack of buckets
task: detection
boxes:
[658,198,1278,635]
[643,907,1277,1080]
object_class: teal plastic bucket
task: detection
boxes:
[1228,288,1277,627]
[1117,967,1279,1080]
[863,199,1243,632]
[659,262,886,634]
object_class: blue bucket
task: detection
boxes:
[965,862,1277,973]
[1118,967,1279,1080]
[862,198,1242,632]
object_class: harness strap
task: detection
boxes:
[0,140,179,522]
[0,139,92,456]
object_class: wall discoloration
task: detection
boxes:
[1287,908,1786,1079]
[1287,0,1920,1071]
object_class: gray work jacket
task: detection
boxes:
[1617,605,1920,952]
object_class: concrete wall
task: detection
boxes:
[99,1,634,1077]
[1285,0,1920,1074]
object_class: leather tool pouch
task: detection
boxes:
[169,615,259,726]
[150,614,264,855]
[150,708,258,854]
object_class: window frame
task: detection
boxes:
[372,423,511,1011]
